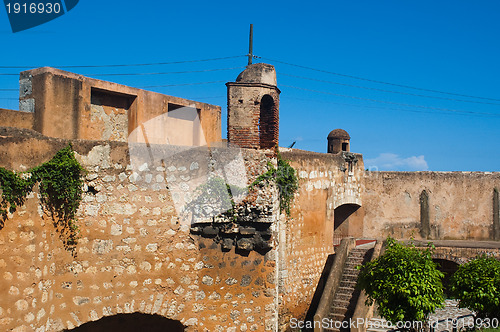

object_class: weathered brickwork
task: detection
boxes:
[227,64,280,150]
[0,129,279,331]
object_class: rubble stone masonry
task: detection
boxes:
[0,128,279,332]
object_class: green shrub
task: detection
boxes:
[357,238,445,326]
[449,255,500,319]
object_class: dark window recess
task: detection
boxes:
[259,94,277,149]
[91,88,135,110]
[168,103,199,121]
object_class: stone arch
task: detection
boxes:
[333,203,362,244]
[259,94,278,149]
[64,313,185,331]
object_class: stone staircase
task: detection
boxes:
[324,248,372,332]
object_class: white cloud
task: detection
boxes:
[364,153,429,171]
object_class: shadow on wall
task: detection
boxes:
[304,253,336,327]
[63,313,185,332]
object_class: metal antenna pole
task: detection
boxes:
[248,24,253,65]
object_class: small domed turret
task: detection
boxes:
[327,129,350,153]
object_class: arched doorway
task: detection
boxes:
[64,313,185,332]
[333,203,361,245]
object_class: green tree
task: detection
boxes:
[449,255,500,319]
[357,238,445,328]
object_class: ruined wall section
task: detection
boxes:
[363,171,500,241]
[0,127,279,332]
[18,67,221,145]
[277,149,364,328]
[0,108,34,130]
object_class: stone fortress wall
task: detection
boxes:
[0,129,280,332]
[363,171,500,241]
[0,63,498,331]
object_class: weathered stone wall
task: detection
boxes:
[363,171,500,241]
[431,246,500,263]
[277,149,364,329]
[408,240,500,263]
[0,108,34,130]
[0,127,279,332]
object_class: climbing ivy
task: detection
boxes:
[0,144,85,253]
[0,168,33,225]
[31,144,86,249]
[250,152,299,216]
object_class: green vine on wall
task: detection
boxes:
[0,168,33,224]
[250,152,299,216]
[0,144,85,254]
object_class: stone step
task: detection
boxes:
[336,288,355,295]
[337,286,355,293]
[329,311,347,320]
[341,271,359,278]
[349,250,368,256]
[329,314,347,323]
[340,275,358,284]
[331,299,350,308]
[334,292,352,302]
[330,303,347,315]
[345,261,363,267]
[343,265,359,272]
[339,280,356,288]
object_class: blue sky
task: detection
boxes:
[1,0,499,171]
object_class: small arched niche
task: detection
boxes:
[259,94,277,149]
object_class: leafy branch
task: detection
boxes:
[250,152,298,216]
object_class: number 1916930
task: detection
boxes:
[5,2,61,14]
